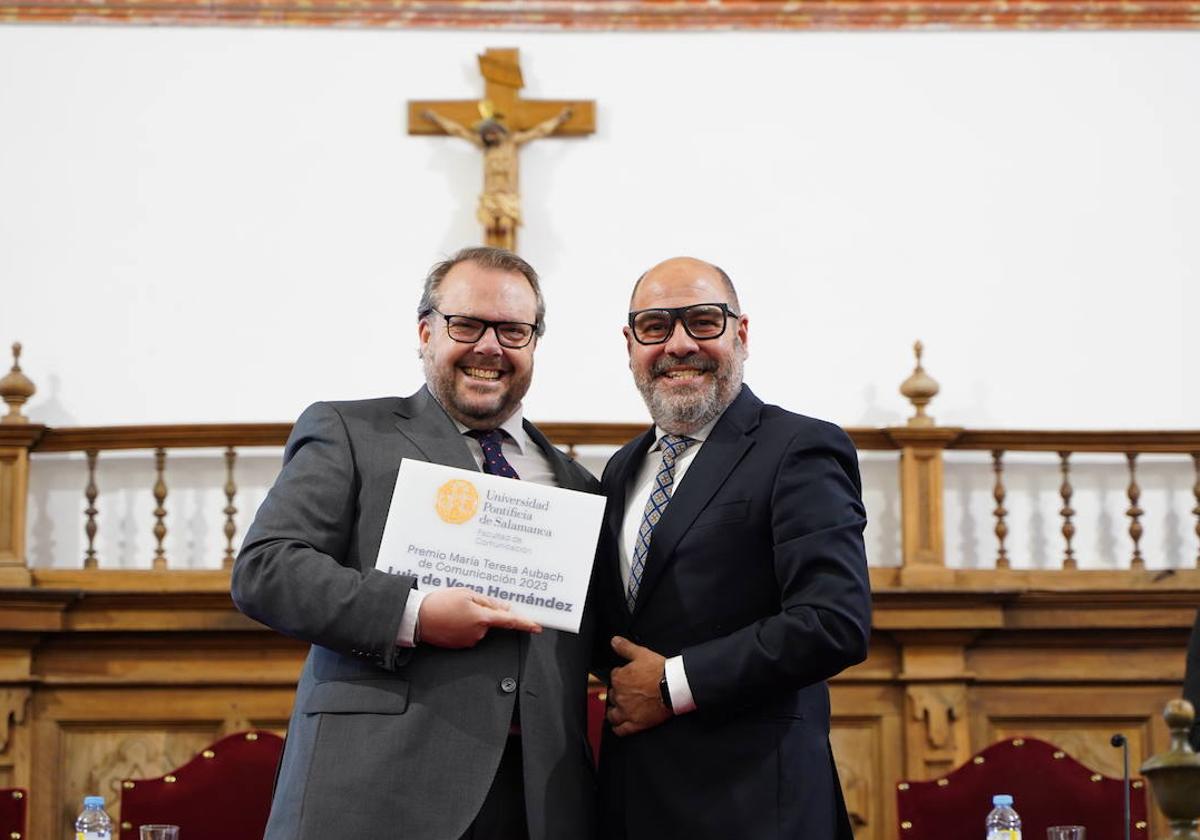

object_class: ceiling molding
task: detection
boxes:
[4,1,1199,30]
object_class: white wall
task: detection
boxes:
[3,26,1197,569]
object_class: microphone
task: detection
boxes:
[1111,733,1130,840]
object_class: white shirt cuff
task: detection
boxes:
[664,654,696,715]
[396,588,427,648]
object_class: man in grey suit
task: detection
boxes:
[232,246,599,840]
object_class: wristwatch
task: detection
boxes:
[658,672,674,714]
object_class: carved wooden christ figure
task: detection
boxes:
[421,106,573,251]
[409,48,595,251]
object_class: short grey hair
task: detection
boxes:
[417,246,546,337]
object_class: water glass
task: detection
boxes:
[1047,828,1085,840]
[139,825,180,840]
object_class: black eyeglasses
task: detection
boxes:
[424,309,540,349]
[627,302,739,345]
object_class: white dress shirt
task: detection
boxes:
[396,405,557,646]
[618,415,722,716]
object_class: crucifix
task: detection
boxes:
[409,48,595,251]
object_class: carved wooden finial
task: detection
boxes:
[1164,698,1196,743]
[0,342,36,424]
[899,340,939,427]
[1140,699,1200,834]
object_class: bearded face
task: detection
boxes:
[631,342,746,435]
[625,260,749,436]
[419,261,538,429]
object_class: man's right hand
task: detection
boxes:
[417,587,542,649]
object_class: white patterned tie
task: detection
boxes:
[627,434,698,611]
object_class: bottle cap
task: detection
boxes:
[84,795,105,808]
[992,794,1013,806]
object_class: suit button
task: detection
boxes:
[500,677,517,694]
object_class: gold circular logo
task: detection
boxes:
[435,479,479,524]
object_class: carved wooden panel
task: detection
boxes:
[0,688,29,755]
[831,685,905,840]
[905,682,970,780]
[832,723,880,839]
[0,687,30,788]
[60,726,214,836]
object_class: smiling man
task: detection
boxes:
[593,256,872,840]
[232,247,599,840]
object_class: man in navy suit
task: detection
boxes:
[594,256,872,840]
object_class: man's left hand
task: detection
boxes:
[606,636,671,736]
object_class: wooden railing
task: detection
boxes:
[1,341,1198,591]
[954,430,1200,570]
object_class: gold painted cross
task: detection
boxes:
[409,48,595,251]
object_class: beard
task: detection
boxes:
[423,352,530,427]
[633,340,746,435]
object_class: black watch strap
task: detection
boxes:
[658,673,674,713]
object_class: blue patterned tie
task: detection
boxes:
[467,429,520,479]
[627,434,698,611]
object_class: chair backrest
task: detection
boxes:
[119,730,283,840]
[0,788,28,839]
[896,737,1149,840]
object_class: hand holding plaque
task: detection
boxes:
[417,587,543,647]
[375,460,604,633]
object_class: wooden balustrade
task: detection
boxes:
[2,421,891,580]
[949,429,1200,586]
[1,342,1199,589]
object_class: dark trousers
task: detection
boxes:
[459,734,528,840]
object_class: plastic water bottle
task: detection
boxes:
[985,794,1022,840]
[74,795,113,840]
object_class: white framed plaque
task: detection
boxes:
[374,459,604,633]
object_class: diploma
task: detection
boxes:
[374,459,604,633]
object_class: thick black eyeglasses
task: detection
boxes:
[424,309,539,349]
[627,302,739,345]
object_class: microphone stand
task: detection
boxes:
[1111,733,1130,840]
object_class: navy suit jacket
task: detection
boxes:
[593,386,871,840]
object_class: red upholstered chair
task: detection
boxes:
[0,788,28,839]
[118,730,283,840]
[896,737,1149,840]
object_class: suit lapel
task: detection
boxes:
[392,386,478,473]
[631,387,761,618]
[523,419,586,492]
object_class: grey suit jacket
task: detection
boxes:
[231,388,600,840]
